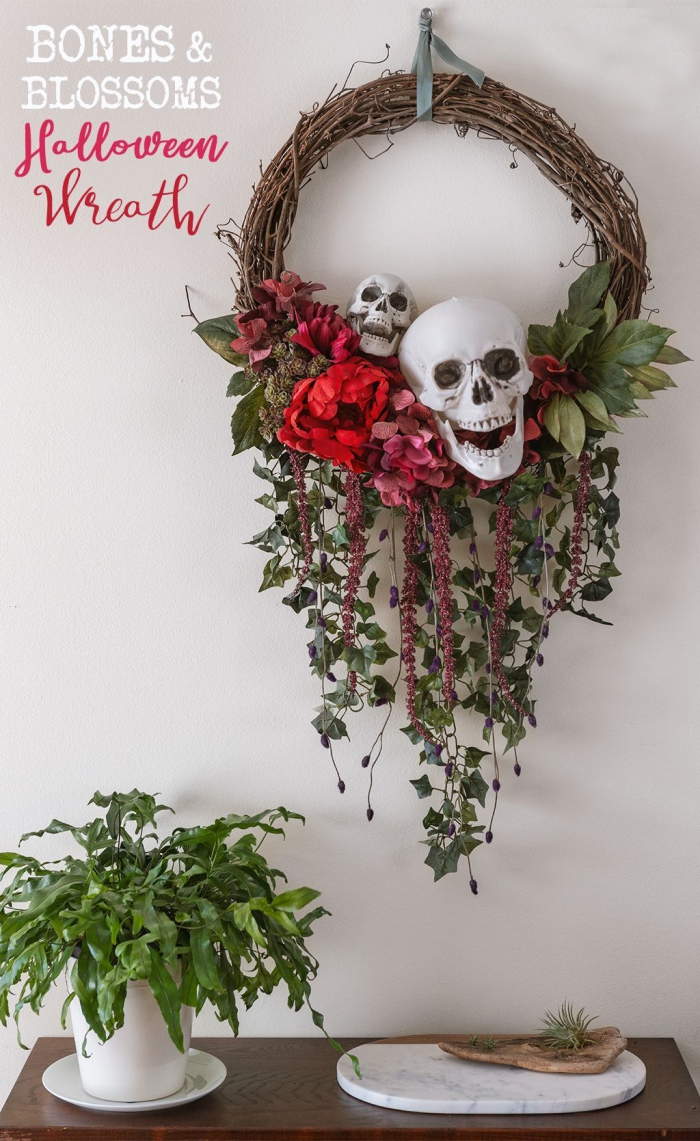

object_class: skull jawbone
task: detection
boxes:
[440,397,525,481]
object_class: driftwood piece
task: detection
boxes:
[438,1027,627,1074]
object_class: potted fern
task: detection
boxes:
[0,790,346,1102]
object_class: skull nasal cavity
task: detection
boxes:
[433,359,466,389]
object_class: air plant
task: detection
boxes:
[481,1036,498,1051]
[539,1002,598,1052]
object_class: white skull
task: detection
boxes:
[398,297,534,481]
[346,274,417,357]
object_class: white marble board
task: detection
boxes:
[336,1042,646,1115]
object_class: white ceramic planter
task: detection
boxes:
[71,979,193,1102]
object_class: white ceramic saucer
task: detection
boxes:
[42,1048,227,1113]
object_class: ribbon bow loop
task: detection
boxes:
[410,7,485,122]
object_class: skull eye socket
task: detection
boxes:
[484,349,519,381]
[389,291,408,312]
[361,286,381,303]
[433,359,466,389]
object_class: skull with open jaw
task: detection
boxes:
[398,297,534,481]
[346,274,417,357]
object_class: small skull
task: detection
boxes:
[398,297,534,481]
[346,274,417,357]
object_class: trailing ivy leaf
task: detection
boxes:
[601,491,620,527]
[557,396,586,458]
[227,371,255,397]
[463,746,489,767]
[594,321,674,367]
[366,571,379,599]
[231,386,266,455]
[461,770,489,808]
[655,344,690,365]
[517,543,544,577]
[369,675,395,706]
[194,315,248,366]
[581,578,613,602]
[410,775,434,800]
[563,261,611,327]
[528,312,592,363]
[504,472,544,506]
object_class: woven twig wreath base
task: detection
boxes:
[219,72,648,322]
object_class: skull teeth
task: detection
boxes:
[454,415,511,431]
[461,436,514,458]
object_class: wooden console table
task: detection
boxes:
[0,1036,698,1140]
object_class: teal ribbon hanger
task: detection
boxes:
[410,7,485,121]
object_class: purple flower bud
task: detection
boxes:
[307,590,318,603]
[361,754,371,768]
[485,830,493,844]
[317,616,327,630]
[514,762,522,776]
[544,543,554,559]
[533,574,541,587]
[426,521,434,534]
[547,598,553,611]
[544,482,553,495]
[324,498,333,509]
[418,541,428,553]
[473,569,480,584]
[308,644,317,659]
[469,542,477,555]
[472,599,481,612]
[490,691,497,705]
[366,807,374,821]
[337,779,346,794]
[450,689,458,702]
[434,743,443,757]
[326,671,337,682]
[445,762,454,779]
[320,732,330,748]
[542,623,549,639]
[485,663,491,675]
[379,528,388,541]
[375,697,388,707]
[469,879,478,896]
[429,656,441,674]
[536,653,544,667]
[532,506,542,520]
[320,552,328,572]
[481,605,489,620]
[492,778,500,792]
[425,598,434,614]
[447,822,456,837]
[389,586,399,609]
[528,713,537,728]
[535,535,543,550]
[436,624,443,637]
[485,717,494,730]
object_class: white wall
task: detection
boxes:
[1,0,699,1107]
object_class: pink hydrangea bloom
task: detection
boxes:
[371,424,456,507]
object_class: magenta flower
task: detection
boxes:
[291,303,360,362]
[371,427,456,507]
[251,271,325,320]
[231,312,274,368]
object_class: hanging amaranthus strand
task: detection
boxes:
[342,471,367,693]
[490,481,535,725]
[430,501,456,704]
[548,451,592,618]
[401,503,435,744]
[288,451,314,596]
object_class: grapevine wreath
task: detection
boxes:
[193,37,687,887]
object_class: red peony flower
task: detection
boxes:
[291,303,361,362]
[530,355,589,402]
[277,356,398,473]
[231,311,274,368]
[251,271,325,321]
[366,386,458,506]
